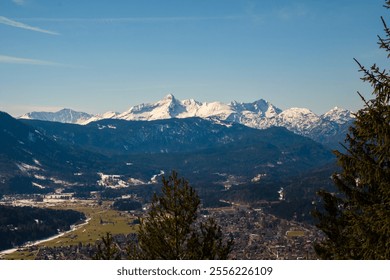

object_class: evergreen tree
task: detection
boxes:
[93,232,121,260]
[133,171,232,259]
[313,1,390,259]
[186,218,233,259]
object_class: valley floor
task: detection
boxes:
[0,195,322,260]
[0,197,137,260]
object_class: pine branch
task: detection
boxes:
[357,91,370,106]
[377,35,390,57]
[380,16,390,37]
[354,58,390,89]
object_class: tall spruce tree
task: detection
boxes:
[134,171,232,260]
[313,1,390,259]
[93,232,121,260]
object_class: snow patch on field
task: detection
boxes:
[127,178,147,186]
[34,174,47,180]
[150,170,165,184]
[215,174,246,190]
[97,173,148,188]
[16,163,41,172]
[32,182,46,189]
[251,173,267,183]
[50,177,77,186]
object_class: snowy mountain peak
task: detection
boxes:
[163,93,175,100]
[160,93,183,110]
[270,108,323,135]
[280,107,318,118]
[322,107,354,124]
[158,94,181,107]
[19,108,93,124]
[117,94,184,121]
[230,99,282,119]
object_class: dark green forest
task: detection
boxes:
[0,205,85,251]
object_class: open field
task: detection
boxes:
[2,199,138,260]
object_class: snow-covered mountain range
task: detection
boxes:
[20,108,94,124]
[19,94,354,147]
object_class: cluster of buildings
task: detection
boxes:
[207,205,322,260]
[26,234,137,260]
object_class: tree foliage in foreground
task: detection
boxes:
[93,172,232,260]
[313,1,390,259]
[93,232,121,260]
[133,171,233,260]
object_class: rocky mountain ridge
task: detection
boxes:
[18,95,355,147]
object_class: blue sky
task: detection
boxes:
[0,0,387,116]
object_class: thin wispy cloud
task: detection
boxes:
[18,15,243,24]
[12,0,26,6]
[0,54,86,69]
[243,2,309,24]
[0,55,63,66]
[277,4,309,21]
[244,1,265,24]
[0,16,59,35]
